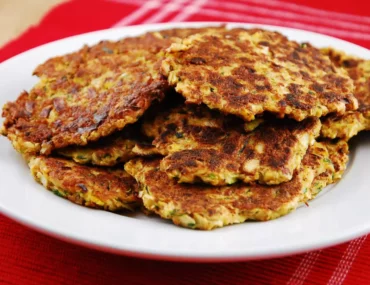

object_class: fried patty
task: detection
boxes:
[162,28,357,121]
[58,133,138,167]
[142,103,246,154]
[2,28,222,156]
[143,104,320,185]
[57,124,157,166]
[310,139,349,198]
[320,48,370,140]
[29,156,140,211]
[125,140,347,230]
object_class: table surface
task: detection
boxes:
[0,0,64,47]
[1,0,370,284]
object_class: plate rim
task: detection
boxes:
[0,21,369,262]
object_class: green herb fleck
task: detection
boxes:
[239,142,248,154]
[76,155,86,160]
[169,209,178,216]
[208,173,216,180]
[301,43,307,48]
[187,223,196,228]
[302,188,308,194]
[175,132,184,139]
[145,186,149,194]
[102,47,113,54]
[308,91,315,95]
[323,158,332,164]
[52,190,65,197]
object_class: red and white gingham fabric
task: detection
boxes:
[1,1,370,284]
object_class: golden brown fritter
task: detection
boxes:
[143,104,320,185]
[58,133,137,167]
[142,104,245,155]
[162,118,321,185]
[1,34,169,155]
[1,28,223,156]
[57,125,157,166]
[320,48,370,140]
[154,26,227,40]
[125,140,347,230]
[162,29,357,122]
[29,156,140,211]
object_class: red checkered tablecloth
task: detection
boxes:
[1,0,370,284]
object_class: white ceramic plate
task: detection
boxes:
[0,22,369,262]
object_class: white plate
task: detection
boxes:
[0,22,369,262]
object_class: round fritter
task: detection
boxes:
[310,139,349,198]
[162,28,357,122]
[58,134,138,167]
[1,28,222,155]
[29,156,140,211]
[161,117,321,185]
[125,140,347,230]
[320,48,370,140]
[57,125,157,166]
[142,104,320,185]
[142,103,248,155]
[2,33,168,155]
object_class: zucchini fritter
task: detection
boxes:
[57,125,157,166]
[58,134,138,167]
[29,156,140,211]
[142,104,246,154]
[2,33,169,155]
[162,29,357,121]
[143,104,321,185]
[125,140,347,230]
[320,48,370,140]
[1,27,227,156]
[310,140,349,198]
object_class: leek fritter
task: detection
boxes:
[162,29,357,121]
[29,156,139,211]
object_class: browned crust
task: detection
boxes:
[320,48,370,140]
[29,156,140,211]
[321,47,370,112]
[125,140,345,230]
[57,124,156,166]
[162,29,357,121]
[161,117,321,185]
[143,103,320,185]
[2,28,224,155]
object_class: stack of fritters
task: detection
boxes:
[2,27,368,230]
